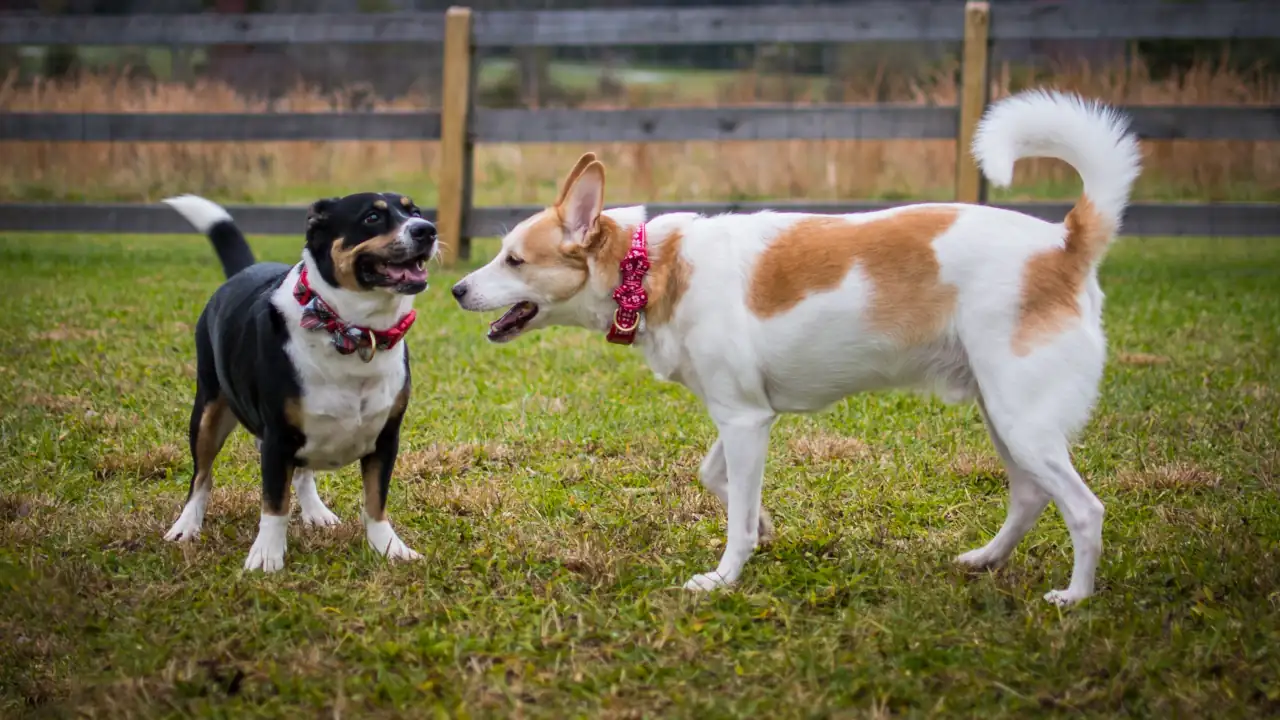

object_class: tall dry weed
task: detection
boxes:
[1,57,1275,211]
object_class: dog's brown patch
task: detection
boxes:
[330,231,400,292]
[362,457,385,522]
[283,397,305,432]
[1012,195,1110,356]
[391,380,411,418]
[192,396,234,494]
[520,208,585,269]
[645,230,691,328]
[399,196,413,207]
[373,199,388,210]
[747,208,959,345]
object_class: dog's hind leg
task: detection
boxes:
[294,469,341,527]
[955,397,1051,570]
[699,438,775,543]
[165,386,237,542]
[972,370,1105,605]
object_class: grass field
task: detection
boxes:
[2,231,1279,718]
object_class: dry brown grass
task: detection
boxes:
[1113,462,1221,492]
[23,392,91,414]
[396,441,520,481]
[94,442,185,482]
[789,432,874,464]
[946,449,1005,480]
[1117,352,1173,366]
[2,58,1275,207]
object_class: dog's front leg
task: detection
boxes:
[360,409,420,563]
[699,438,775,543]
[244,433,298,573]
[685,411,775,591]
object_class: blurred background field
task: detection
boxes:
[1,2,1276,210]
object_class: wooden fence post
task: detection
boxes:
[956,0,991,205]
[437,6,474,267]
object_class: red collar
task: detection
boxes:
[607,223,650,345]
[292,265,417,362]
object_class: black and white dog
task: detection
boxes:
[161,192,435,571]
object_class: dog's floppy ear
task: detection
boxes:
[306,198,337,230]
[555,152,599,207]
[561,160,605,244]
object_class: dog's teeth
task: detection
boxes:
[415,259,425,271]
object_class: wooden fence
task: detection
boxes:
[2,1,1278,266]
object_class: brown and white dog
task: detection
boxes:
[450,90,1142,605]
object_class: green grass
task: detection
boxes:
[2,233,1279,718]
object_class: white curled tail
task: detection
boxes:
[973,90,1141,250]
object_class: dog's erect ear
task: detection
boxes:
[561,161,605,243]
[555,152,599,207]
[306,198,337,231]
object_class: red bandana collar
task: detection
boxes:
[607,223,650,345]
[292,265,417,362]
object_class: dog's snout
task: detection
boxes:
[451,282,468,301]
[409,221,436,243]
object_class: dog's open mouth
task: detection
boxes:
[363,255,430,292]
[488,301,538,342]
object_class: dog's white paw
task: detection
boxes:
[294,471,340,527]
[300,504,341,528]
[955,546,1005,570]
[163,497,208,542]
[1043,588,1089,607]
[365,520,420,562]
[683,571,731,592]
[164,514,202,542]
[244,515,288,573]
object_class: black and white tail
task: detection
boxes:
[163,194,256,279]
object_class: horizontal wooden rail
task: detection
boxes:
[1,2,1276,47]
[2,106,1275,143]
[0,13,445,45]
[0,201,1275,239]
[0,112,442,142]
[471,106,958,142]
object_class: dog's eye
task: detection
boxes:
[363,212,381,225]
[505,254,525,268]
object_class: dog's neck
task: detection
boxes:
[572,206,686,343]
[299,250,415,331]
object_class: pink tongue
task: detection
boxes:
[386,263,427,284]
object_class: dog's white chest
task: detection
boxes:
[295,369,401,470]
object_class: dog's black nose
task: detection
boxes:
[451,283,468,300]
[409,222,436,243]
